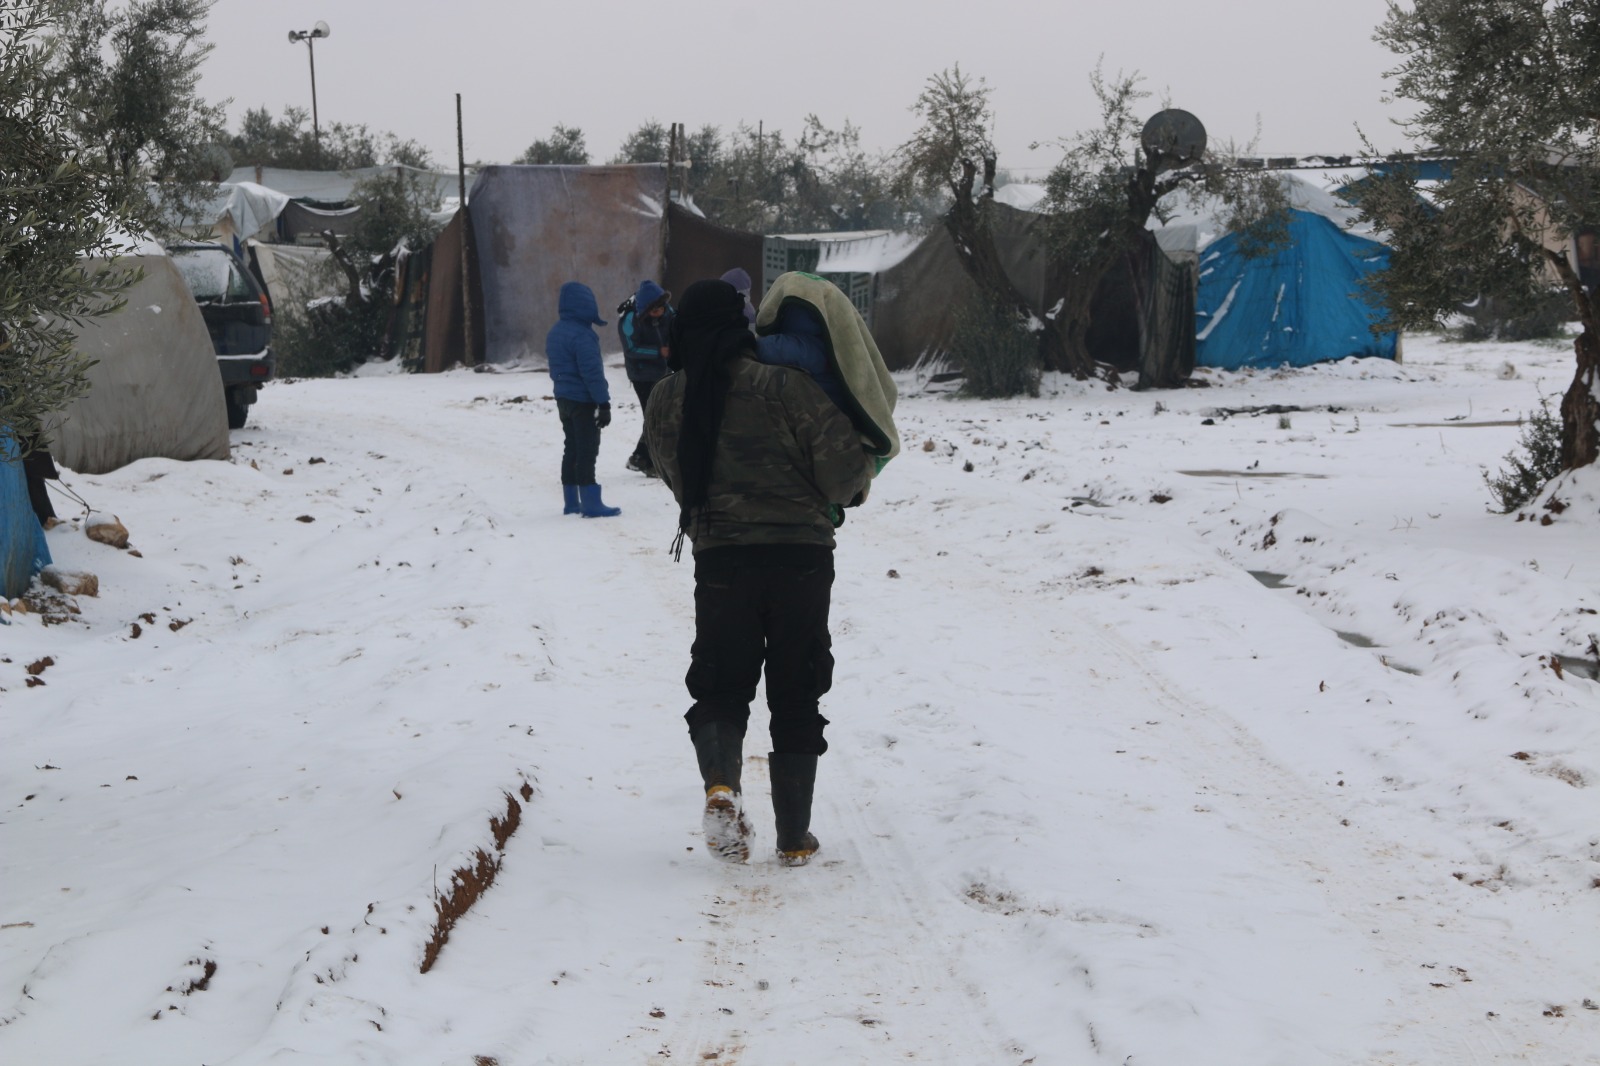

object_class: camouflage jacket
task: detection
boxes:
[644,356,873,553]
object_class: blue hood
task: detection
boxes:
[558,282,606,326]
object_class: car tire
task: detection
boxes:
[225,390,249,429]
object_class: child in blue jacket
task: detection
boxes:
[546,281,620,517]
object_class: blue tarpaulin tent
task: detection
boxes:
[1195,208,1396,370]
[1,436,51,600]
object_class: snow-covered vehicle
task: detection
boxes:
[169,242,275,429]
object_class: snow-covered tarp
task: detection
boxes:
[227,165,468,208]
[165,181,292,244]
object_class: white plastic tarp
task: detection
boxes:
[229,165,467,206]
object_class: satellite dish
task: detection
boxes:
[1141,109,1207,171]
[313,20,330,38]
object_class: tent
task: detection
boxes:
[45,243,230,475]
[246,241,339,315]
[467,164,669,364]
[1153,172,1398,369]
[226,165,467,209]
[384,206,487,373]
[663,203,764,313]
[1194,209,1395,369]
[872,202,1196,384]
[1,437,51,599]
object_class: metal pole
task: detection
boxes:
[457,93,474,367]
[307,38,320,151]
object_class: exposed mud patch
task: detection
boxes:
[420,789,526,973]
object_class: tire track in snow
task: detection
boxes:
[649,753,1021,1065]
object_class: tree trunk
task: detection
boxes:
[1546,249,1600,470]
[322,230,365,309]
[1053,281,1098,378]
[1561,325,1599,470]
[941,159,1085,376]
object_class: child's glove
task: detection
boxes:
[596,404,611,429]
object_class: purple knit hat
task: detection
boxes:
[719,268,756,324]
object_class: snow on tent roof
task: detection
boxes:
[993,183,1048,211]
[226,165,466,206]
[814,231,920,274]
[1151,170,1376,251]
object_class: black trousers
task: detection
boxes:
[686,547,835,756]
[629,379,657,464]
[23,448,59,523]
[557,399,600,485]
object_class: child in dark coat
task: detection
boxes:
[754,301,847,410]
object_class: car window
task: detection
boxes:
[224,257,257,301]
[172,248,254,302]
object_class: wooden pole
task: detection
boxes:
[666,122,679,204]
[457,93,474,367]
[660,123,679,279]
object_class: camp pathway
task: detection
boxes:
[10,352,1591,1066]
[273,367,1420,1065]
[240,366,1564,1065]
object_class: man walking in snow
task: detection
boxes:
[645,279,873,867]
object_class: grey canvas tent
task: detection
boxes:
[46,247,230,474]
[873,202,1195,384]
[468,165,670,364]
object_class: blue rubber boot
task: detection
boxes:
[563,484,580,516]
[578,484,620,518]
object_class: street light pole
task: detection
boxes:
[287,22,331,155]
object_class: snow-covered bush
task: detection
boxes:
[1484,395,1563,513]
[952,298,1040,399]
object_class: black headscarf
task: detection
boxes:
[669,279,756,538]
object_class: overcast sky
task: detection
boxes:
[196,0,1412,177]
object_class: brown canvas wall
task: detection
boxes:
[421,207,487,373]
[468,165,669,363]
[664,203,763,303]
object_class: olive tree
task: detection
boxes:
[1355,0,1599,469]
[43,0,228,236]
[1,0,139,456]
[892,65,1058,387]
[1038,64,1289,378]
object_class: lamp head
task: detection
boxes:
[312,21,330,38]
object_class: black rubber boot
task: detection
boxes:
[768,752,820,867]
[690,722,751,862]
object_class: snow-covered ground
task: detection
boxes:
[3,333,1598,1066]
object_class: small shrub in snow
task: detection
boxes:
[951,298,1040,399]
[1485,396,1563,514]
